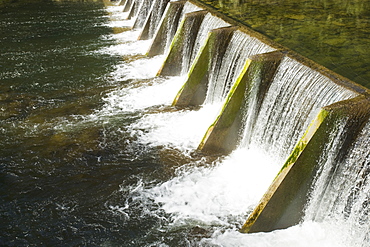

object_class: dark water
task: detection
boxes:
[0,1,193,245]
[201,0,370,89]
[1,1,368,246]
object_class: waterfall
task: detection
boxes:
[133,0,153,29]
[204,30,275,104]
[241,56,358,161]
[182,13,228,74]
[304,118,370,247]
[158,11,228,76]
[182,1,202,13]
[108,0,369,244]
[147,1,201,56]
[144,0,169,38]
[126,0,141,19]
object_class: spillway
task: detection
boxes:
[1,0,368,246]
[109,0,370,245]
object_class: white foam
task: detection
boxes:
[148,147,280,227]
[203,221,349,247]
[104,6,132,26]
[101,75,185,113]
[129,103,222,151]
[104,19,134,28]
[109,54,164,81]
[105,5,126,13]
[98,37,152,56]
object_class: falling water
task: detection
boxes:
[147,1,201,55]
[204,30,275,104]
[86,2,368,247]
[126,0,141,19]
[167,1,203,51]
[241,56,359,161]
[304,118,370,247]
[181,13,228,74]
[143,0,168,38]
[101,2,369,247]
[132,0,153,28]
[2,0,368,246]
[182,1,203,13]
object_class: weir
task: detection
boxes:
[172,28,276,107]
[112,0,370,241]
[137,0,169,40]
[147,1,201,56]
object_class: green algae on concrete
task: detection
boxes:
[198,51,284,154]
[173,26,236,107]
[240,95,370,233]
[147,1,186,56]
[157,10,208,76]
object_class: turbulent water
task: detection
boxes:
[0,1,367,246]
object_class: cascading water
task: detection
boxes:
[132,0,153,28]
[204,30,275,104]
[304,118,370,247]
[240,56,358,161]
[182,1,203,15]
[139,0,168,39]
[163,1,202,51]
[147,1,201,56]
[181,13,228,74]
[2,0,368,246]
[126,0,141,19]
[83,2,370,246]
[113,3,367,246]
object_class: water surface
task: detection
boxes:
[0,1,367,246]
[201,0,370,88]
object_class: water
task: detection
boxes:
[185,13,228,74]
[132,0,151,29]
[241,56,358,160]
[0,1,368,246]
[203,0,370,89]
[204,30,275,104]
[304,118,370,247]
[143,0,169,39]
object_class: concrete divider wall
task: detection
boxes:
[198,51,284,154]
[138,0,169,40]
[157,10,207,76]
[147,1,186,56]
[240,96,370,233]
[173,26,236,106]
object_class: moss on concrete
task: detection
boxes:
[241,95,370,233]
[157,10,208,76]
[173,26,236,106]
[198,51,284,154]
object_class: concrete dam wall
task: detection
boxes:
[108,0,370,243]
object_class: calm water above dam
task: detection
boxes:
[202,0,370,88]
[0,0,368,246]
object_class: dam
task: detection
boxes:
[0,0,369,245]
